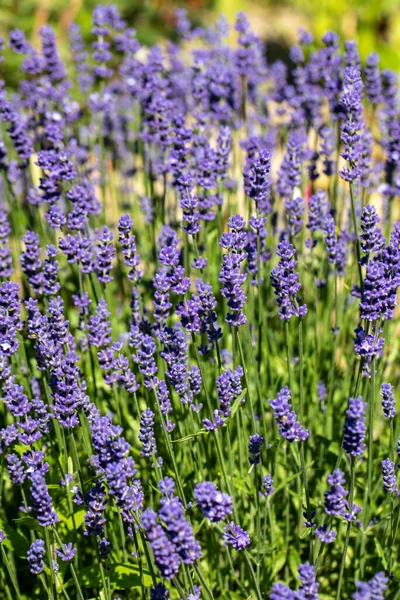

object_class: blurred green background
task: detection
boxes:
[1,0,400,79]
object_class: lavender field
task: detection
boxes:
[0,5,399,599]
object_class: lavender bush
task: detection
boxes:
[0,6,399,599]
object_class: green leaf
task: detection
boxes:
[288,546,300,580]
[223,389,247,426]
[13,515,42,533]
[300,527,313,539]
[0,517,29,557]
[77,564,102,588]
[271,550,287,579]
[373,537,388,571]
[274,471,302,494]
[110,563,153,589]
[77,563,154,590]
[64,509,86,532]
[171,430,209,443]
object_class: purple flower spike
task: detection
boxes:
[343,396,366,457]
[270,583,296,599]
[380,383,396,419]
[315,525,337,544]
[222,521,250,551]
[297,562,319,600]
[353,572,388,599]
[381,458,398,495]
[270,241,307,321]
[194,481,233,522]
[248,433,264,465]
[324,469,348,517]
[27,539,45,575]
[270,386,309,443]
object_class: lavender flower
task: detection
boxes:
[141,509,181,579]
[324,469,348,517]
[353,572,389,599]
[219,215,248,327]
[365,53,383,106]
[29,470,59,527]
[340,68,364,182]
[261,475,274,498]
[380,383,396,418]
[158,485,201,564]
[381,458,398,495]
[360,205,384,261]
[270,386,309,442]
[194,481,233,522]
[314,525,337,544]
[27,539,45,575]
[222,522,250,550]
[270,242,307,321]
[139,408,159,462]
[297,562,319,600]
[343,396,366,457]
[118,215,142,282]
[56,543,76,562]
[95,227,116,284]
[248,433,264,465]
[151,583,169,600]
[270,584,296,599]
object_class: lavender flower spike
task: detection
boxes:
[270,386,309,442]
[380,383,396,419]
[343,396,366,457]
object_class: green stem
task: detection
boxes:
[285,321,294,396]
[0,546,22,600]
[349,181,363,291]
[235,327,257,432]
[193,562,214,600]
[336,459,356,600]
[44,527,56,600]
[243,550,262,600]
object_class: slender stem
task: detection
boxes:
[0,546,22,600]
[366,357,376,523]
[44,527,56,600]
[254,468,261,585]
[336,459,356,600]
[191,334,237,517]
[151,388,187,507]
[52,528,85,600]
[236,327,257,432]
[298,317,305,423]
[349,181,363,291]
[193,562,214,600]
[284,321,294,396]
[243,551,262,600]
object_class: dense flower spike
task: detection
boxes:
[139,408,159,463]
[324,469,348,517]
[29,470,59,527]
[381,458,398,495]
[248,433,264,465]
[353,572,389,599]
[297,562,319,600]
[27,539,46,575]
[270,387,309,442]
[194,481,233,522]
[380,383,396,418]
[219,215,248,326]
[270,242,307,321]
[343,396,367,457]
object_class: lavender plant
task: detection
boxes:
[0,7,399,600]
